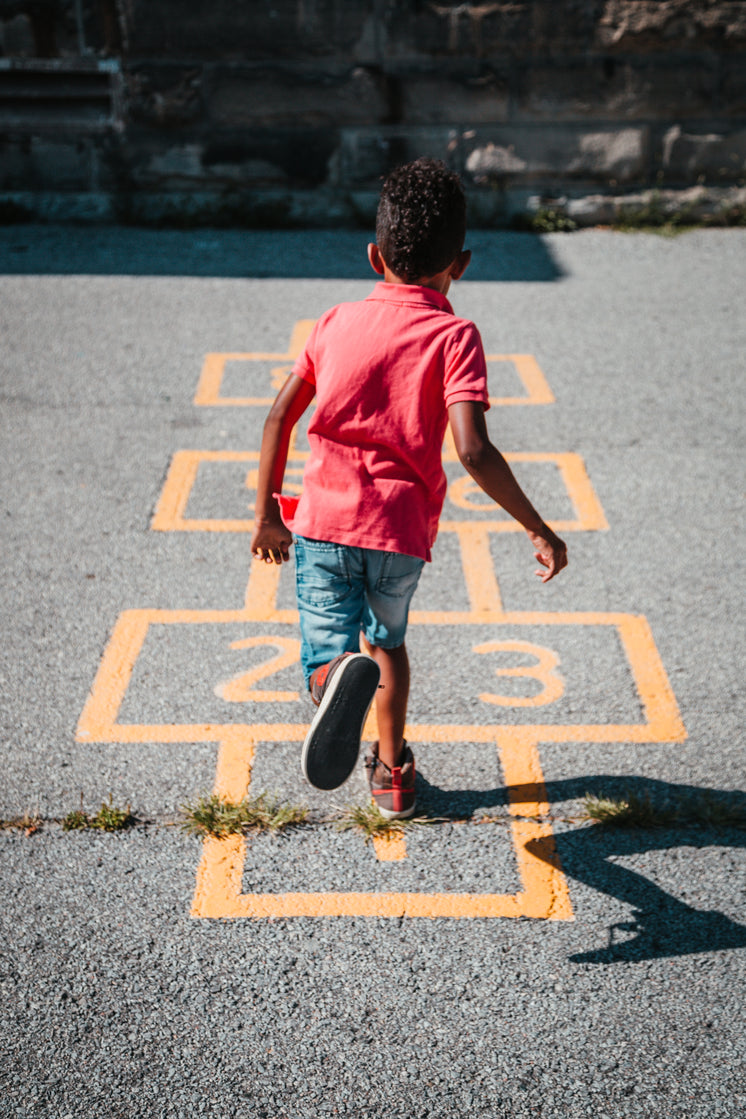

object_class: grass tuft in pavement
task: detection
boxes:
[0,812,42,835]
[583,793,664,828]
[180,792,309,838]
[334,803,435,844]
[583,791,746,829]
[61,795,134,832]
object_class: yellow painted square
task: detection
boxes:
[76,602,683,920]
[151,450,607,535]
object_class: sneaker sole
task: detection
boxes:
[301,654,381,791]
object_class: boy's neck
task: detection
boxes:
[380,268,447,294]
[368,243,471,297]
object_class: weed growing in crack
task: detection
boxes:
[583,791,746,829]
[61,795,133,832]
[334,803,437,844]
[0,812,42,834]
[180,792,309,838]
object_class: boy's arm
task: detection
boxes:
[448,401,568,582]
[251,374,315,564]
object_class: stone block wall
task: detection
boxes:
[1,0,745,225]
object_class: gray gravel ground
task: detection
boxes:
[1,225,745,1117]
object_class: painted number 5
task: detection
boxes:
[473,640,564,707]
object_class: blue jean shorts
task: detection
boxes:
[293,535,425,685]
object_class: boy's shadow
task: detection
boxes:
[415,771,746,964]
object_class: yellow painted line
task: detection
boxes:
[152,450,606,535]
[498,729,573,920]
[192,885,531,919]
[192,834,246,918]
[244,556,283,615]
[194,888,534,919]
[195,338,550,409]
[189,727,572,919]
[151,450,262,532]
[214,730,256,800]
[286,320,316,358]
[615,612,686,741]
[78,610,679,918]
[457,525,503,613]
[77,610,151,742]
[443,453,608,533]
[76,609,685,747]
[194,321,315,407]
[486,354,555,406]
[553,453,609,531]
[371,833,408,861]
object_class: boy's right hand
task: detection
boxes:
[527,525,568,583]
[251,517,293,564]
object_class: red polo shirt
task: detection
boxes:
[277,282,489,561]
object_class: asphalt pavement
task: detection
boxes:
[1,224,744,1118]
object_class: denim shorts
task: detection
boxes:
[294,535,425,685]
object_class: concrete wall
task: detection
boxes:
[1,0,745,225]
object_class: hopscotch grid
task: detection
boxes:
[77,321,684,920]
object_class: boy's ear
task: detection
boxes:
[367,243,386,275]
[449,249,472,282]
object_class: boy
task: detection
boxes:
[250,158,567,819]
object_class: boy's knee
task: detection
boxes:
[367,642,406,656]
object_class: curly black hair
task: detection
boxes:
[375,158,466,283]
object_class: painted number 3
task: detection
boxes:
[473,640,564,707]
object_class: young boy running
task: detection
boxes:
[250,158,567,820]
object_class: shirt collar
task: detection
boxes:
[366,281,454,315]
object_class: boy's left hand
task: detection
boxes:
[527,526,568,582]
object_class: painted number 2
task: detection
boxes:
[473,640,564,707]
[215,635,301,703]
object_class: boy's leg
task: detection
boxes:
[294,536,365,687]
[360,637,409,769]
[294,536,379,790]
[360,550,424,819]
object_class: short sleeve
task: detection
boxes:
[443,321,490,411]
[290,316,324,387]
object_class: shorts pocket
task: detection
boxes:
[375,552,425,597]
[294,537,353,609]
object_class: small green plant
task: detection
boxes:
[61,809,90,831]
[613,190,698,236]
[334,803,435,844]
[583,793,666,828]
[180,792,309,838]
[583,791,746,829]
[91,796,133,831]
[62,795,133,832]
[512,208,577,233]
[0,812,41,834]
